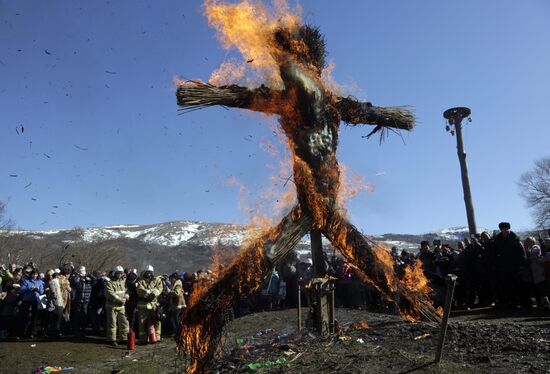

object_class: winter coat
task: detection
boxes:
[47,277,71,310]
[167,279,186,311]
[71,275,93,304]
[463,246,477,277]
[0,289,18,317]
[544,253,550,283]
[136,276,164,310]
[480,240,495,274]
[433,254,451,278]
[417,251,435,278]
[20,278,44,302]
[493,231,526,275]
[105,278,129,310]
[528,251,546,284]
[90,277,107,309]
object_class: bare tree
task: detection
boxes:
[0,201,16,265]
[66,240,126,273]
[519,156,550,229]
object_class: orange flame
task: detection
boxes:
[337,163,375,214]
[182,223,281,373]
[208,58,246,86]
[180,1,436,372]
[204,0,301,87]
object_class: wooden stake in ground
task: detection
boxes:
[177,24,439,373]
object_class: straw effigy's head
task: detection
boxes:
[274,24,327,76]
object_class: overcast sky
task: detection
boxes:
[1,0,549,234]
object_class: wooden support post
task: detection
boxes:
[297,284,302,332]
[435,274,457,363]
[310,230,331,334]
[329,283,335,333]
[310,230,325,277]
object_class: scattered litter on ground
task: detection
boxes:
[32,365,74,373]
[348,320,369,331]
[247,357,286,371]
[254,328,275,337]
[282,349,296,356]
[413,333,431,340]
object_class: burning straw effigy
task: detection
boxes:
[176,1,440,372]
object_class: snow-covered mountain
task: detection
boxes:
[10,221,253,247]
[9,222,488,252]
[2,222,504,273]
[374,226,492,252]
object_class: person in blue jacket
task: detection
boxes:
[17,268,44,338]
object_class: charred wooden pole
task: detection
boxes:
[310,230,331,334]
[329,283,335,333]
[435,274,457,363]
[297,284,302,331]
[444,107,477,236]
[310,230,325,277]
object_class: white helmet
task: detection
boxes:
[78,266,86,276]
[143,265,154,272]
[113,265,124,273]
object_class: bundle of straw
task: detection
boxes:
[177,81,415,135]
[336,96,415,132]
[176,80,252,113]
[373,106,415,131]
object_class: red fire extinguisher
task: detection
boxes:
[147,319,157,344]
[127,329,135,350]
[127,310,136,350]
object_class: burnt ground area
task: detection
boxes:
[1,307,549,373]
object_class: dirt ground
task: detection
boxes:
[1,307,549,373]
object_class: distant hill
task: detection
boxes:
[1,222,499,273]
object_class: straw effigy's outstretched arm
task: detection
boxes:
[335,96,415,132]
[323,210,440,323]
[180,206,311,373]
[176,80,284,115]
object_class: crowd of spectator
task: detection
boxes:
[251,223,550,315]
[397,222,550,310]
[0,262,188,345]
[1,221,549,345]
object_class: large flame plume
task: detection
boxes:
[205,0,301,88]
[177,1,436,373]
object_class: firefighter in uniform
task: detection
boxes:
[105,265,129,346]
[136,265,164,344]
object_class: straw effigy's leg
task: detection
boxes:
[180,206,311,373]
[324,211,441,323]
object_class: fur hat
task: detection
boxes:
[530,245,541,256]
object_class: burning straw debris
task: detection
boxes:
[176,1,439,372]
